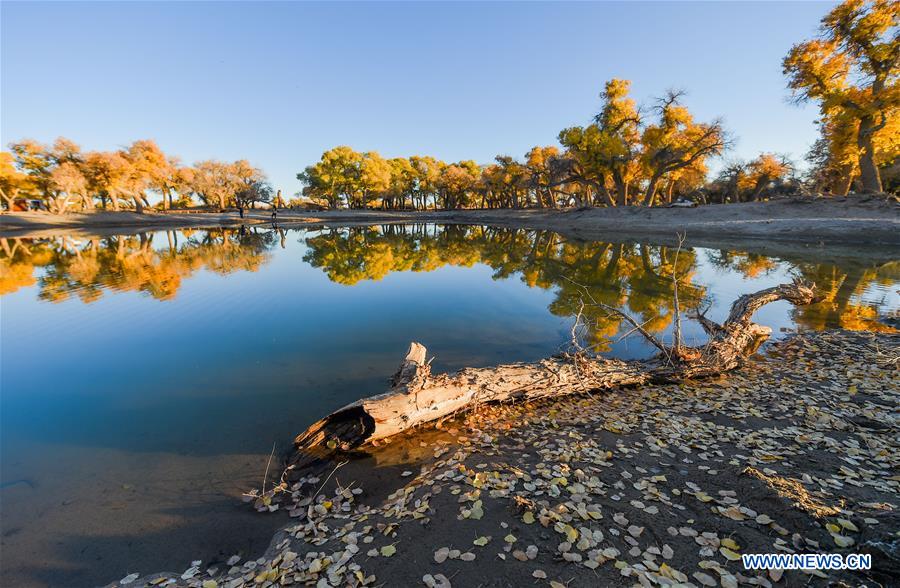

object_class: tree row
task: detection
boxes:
[0,139,275,213]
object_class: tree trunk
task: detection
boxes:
[643,173,663,206]
[613,172,628,206]
[749,176,769,202]
[857,116,883,193]
[132,195,144,214]
[837,168,854,196]
[594,182,614,207]
[0,187,14,210]
[294,281,819,456]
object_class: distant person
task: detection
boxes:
[238,204,244,218]
[271,205,278,221]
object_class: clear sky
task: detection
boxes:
[2,1,833,196]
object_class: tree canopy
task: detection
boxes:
[784,0,898,193]
[2,138,270,213]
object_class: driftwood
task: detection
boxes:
[294,280,818,456]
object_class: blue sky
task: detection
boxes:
[2,1,832,195]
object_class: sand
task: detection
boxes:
[3,197,898,252]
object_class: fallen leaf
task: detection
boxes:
[832,534,854,548]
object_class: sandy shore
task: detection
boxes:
[3,198,899,251]
[109,330,899,588]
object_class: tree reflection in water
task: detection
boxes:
[1,224,895,347]
[303,224,897,346]
[0,227,276,303]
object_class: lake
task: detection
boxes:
[1,224,897,587]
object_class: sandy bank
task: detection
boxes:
[110,330,899,588]
[3,198,898,251]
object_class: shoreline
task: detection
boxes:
[3,198,899,250]
[109,329,899,588]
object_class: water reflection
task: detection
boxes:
[0,228,276,303]
[787,261,898,331]
[2,224,897,340]
[303,225,707,350]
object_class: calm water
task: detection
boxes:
[1,224,898,587]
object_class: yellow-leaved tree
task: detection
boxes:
[783,0,899,193]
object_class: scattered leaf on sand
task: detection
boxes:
[719,547,741,561]
[832,534,854,547]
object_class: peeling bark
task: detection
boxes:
[294,281,818,459]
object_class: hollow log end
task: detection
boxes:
[293,405,375,454]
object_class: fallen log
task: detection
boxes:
[294,280,818,456]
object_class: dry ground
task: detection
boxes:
[3,197,899,252]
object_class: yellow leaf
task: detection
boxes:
[380,545,396,557]
[720,547,741,561]
[721,538,740,550]
[832,534,854,548]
